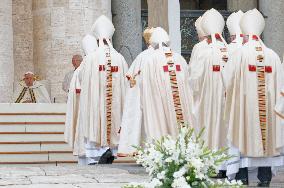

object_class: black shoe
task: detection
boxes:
[88,162,98,165]
[257,181,270,187]
[106,155,115,164]
[98,149,113,164]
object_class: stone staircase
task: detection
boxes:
[0,103,77,165]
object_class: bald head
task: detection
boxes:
[72,54,83,69]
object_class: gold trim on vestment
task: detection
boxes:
[29,88,37,103]
[256,46,267,155]
[165,53,184,124]
[15,87,27,103]
[105,48,113,146]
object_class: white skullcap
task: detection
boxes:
[240,9,265,36]
[82,34,98,55]
[201,8,225,35]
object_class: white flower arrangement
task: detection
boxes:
[123,126,243,188]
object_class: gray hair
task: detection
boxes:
[72,54,83,62]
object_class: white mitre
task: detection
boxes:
[201,8,225,36]
[195,16,206,40]
[149,27,170,49]
[82,34,98,55]
[201,8,226,45]
[91,15,115,47]
[227,10,244,44]
[227,11,244,36]
[240,9,265,37]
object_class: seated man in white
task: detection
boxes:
[14,72,51,103]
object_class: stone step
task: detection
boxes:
[0,124,65,132]
[0,104,67,114]
[0,133,64,142]
[0,142,72,152]
[0,151,77,163]
[0,115,65,122]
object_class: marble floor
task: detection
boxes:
[0,164,283,187]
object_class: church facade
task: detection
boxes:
[0,0,283,103]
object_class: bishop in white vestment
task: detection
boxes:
[118,27,194,156]
[79,15,128,164]
[64,34,97,164]
[189,9,228,152]
[223,11,244,177]
[14,72,51,103]
[225,9,284,186]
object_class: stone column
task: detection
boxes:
[147,0,169,32]
[112,0,142,65]
[32,0,111,102]
[0,0,14,103]
[227,0,257,11]
[259,0,284,58]
[12,0,34,83]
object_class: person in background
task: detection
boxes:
[62,55,83,93]
[14,72,51,103]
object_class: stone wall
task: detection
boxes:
[12,0,34,83]
[0,0,14,102]
[32,0,111,103]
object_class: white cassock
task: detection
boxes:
[225,35,284,176]
[118,28,194,156]
[275,87,284,119]
[14,81,51,103]
[189,34,228,151]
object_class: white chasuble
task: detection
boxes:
[14,81,51,103]
[79,45,128,148]
[225,36,284,158]
[118,47,194,156]
[189,35,228,151]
